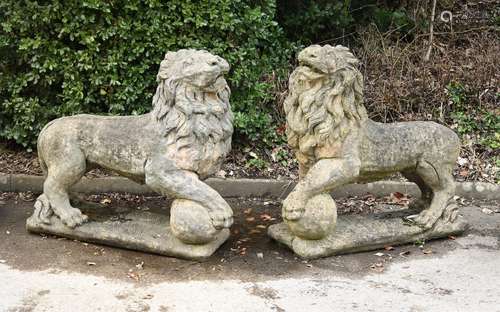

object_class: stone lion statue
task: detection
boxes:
[283,44,460,229]
[32,49,234,233]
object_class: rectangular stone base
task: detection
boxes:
[268,209,468,259]
[26,205,229,260]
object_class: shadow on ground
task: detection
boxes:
[0,193,498,284]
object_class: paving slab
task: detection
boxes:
[26,205,229,261]
[0,195,499,311]
[268,209,467,259]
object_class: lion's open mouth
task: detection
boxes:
[296,65,325,80]
[198,74,226,92]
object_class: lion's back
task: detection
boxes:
[37,114,157,176]
[361,120,460,168]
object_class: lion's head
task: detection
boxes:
[284,44,367,160]
[151,49,233,176]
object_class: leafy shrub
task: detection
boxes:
[277,0,353,44]
[0,0,293,148]
[447,82,500,150]
[276,0,416,44]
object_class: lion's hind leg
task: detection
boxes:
[40,149,88,228]
[410,161,455,229]
[402,170,432,211]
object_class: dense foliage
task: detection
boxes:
[0,0,293,148]
[277,0,416,44]
[1,0,498,164]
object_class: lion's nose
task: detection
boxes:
[209,57,229,73]
[216,57,230,73]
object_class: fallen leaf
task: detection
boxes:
[360,194,376,206]
[448,235,457,240]
[260,214,272,221]
[127,271,140,281]
[87,262,97,266]
[422,249,433,254]
[389,192,409,205]
[457,157,469,166]
[384,246,395,251]
[374,252,385,257]
[256,252,264,259]
[370,262,384,272]
[135,261,144,270]
[481,208,494,215]
[393,192,405,199]
[399,250,411,257]
[249,229,261,234]
[256,225,267,229]
[100,198,112,205]
[459,169,469,177]
[215,170,227,178]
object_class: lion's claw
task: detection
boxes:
[282,193,307,221]
[208,202,233,230]
[283,208,304,221]
[411,209,440,230]
[59,207,89,229]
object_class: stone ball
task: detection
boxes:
[170,199,219,245]
[285,193,337,240]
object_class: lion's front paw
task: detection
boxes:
[58,207,89,229]
[207,201,233,230]
[411,209,441,229]
[283,192,307,221]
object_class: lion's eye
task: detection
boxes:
[210,61,218,66]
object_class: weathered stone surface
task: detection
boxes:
[27,203,229,260]
[274,44,464,256]
[284,194,337,240]
[28,49,234,258]
[269,209,467,259]
[170,199,220,244]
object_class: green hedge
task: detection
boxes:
[0,0,294,148]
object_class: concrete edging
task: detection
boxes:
[0,173,498,200]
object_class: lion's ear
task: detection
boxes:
[157,60,170,81]
[333,46,360,66]
[157,51,178,81]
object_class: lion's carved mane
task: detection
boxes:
[150,50,233,175]
[284,45,367,159]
